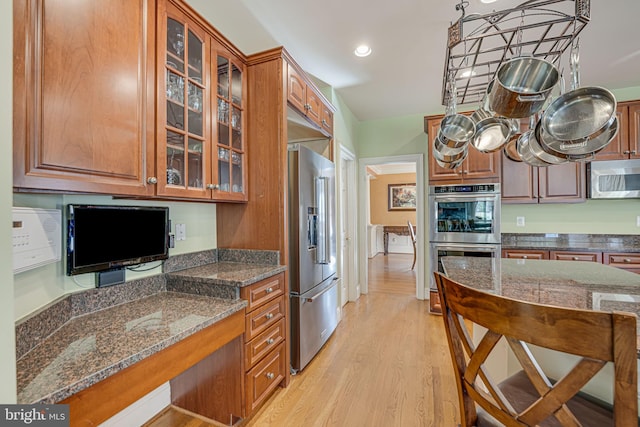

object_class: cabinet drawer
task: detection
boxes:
[604,252,640,273]
[502,249,549,260]
[245,318,285,368]
[245,342,285,414]
[240,273,285,313]
[245,296,285,341]
[551,251,602,263]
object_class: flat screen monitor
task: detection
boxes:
[67,204,169,275]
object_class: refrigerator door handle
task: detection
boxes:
[315,176,330,264]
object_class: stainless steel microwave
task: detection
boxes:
[588,159,640,199]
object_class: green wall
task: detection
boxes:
[357,113,428,159]
[13,194,217,320]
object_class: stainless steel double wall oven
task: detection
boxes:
[428,184,501,313]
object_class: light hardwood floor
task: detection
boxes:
[149,253,460,426]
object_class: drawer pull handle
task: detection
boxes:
[266,338,275,345]
[266,372,275,380]
[265,313,274,320]
[265,287,274,294]
[624,258,631,263]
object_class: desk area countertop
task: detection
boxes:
[440,256,640,354]
[16,250,286,406]
[17,292,246,404]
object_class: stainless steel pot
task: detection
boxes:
[540,86,617,144]
[433,139,467,168]
[487,57,559,119]
[434,134,467,156]
[437,114,475,149]
[470,108,515,153]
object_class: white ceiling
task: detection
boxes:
[188,0,640,121]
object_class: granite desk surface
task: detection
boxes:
[16,261,286,405]
[166,262,287,286]
[440,256,640,353]
[501,233,640,253]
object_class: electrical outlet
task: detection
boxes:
[516,216,525,227]
[175,223,186,241]
[637,216,640,227]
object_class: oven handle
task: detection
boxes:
[432,243,500,252]
[432,195,499,203]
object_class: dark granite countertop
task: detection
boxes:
[166,262,287,287]
[17,292,246,404]
[15,248,287,405]
[441,256,640,354]
[501,233,640,253]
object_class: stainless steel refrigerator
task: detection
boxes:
[288,144,339,373]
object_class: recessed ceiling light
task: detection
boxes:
[354,45,372,57]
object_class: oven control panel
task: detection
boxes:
[430,184,499,194]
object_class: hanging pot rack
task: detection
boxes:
[442,0,590,107]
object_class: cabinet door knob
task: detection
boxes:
[265,313,274,320]
[266,338,275,345]
[522,255,528,259]
[631,151,637,155]
[206,184,219,190]
[572,256,579,260]
[147,177,158,184]
[624,258,632,263]
[623,150,631,154]
[266,372,275,380]
[265,287,273,294]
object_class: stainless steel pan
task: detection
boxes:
[535,118,617,161]
[516,130,554,167]
[470,108,515,153]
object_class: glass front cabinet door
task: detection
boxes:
[213,44,247,201]
[157,1,247,201]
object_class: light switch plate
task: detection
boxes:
[175,223,186,241]
[516,216,525,227]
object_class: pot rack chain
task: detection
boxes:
[442,0,590,107]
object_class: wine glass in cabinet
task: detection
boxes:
[157,3,210,199]
[214,46,247,201]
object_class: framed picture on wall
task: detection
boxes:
[388,183,416,211]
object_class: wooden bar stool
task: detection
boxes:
[434,272,638,427]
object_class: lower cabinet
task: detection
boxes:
[603,252,640,274]
[502,249,549,260]
[503,249,638,273]
[240,273,287,417]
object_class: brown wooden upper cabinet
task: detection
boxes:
[592,100,640,161]
[156,0,247,202]
[13,0,157,196]
[286,62,333,137]
[14,0,248,202]
[501,153,586,204]
[425,115,501,184]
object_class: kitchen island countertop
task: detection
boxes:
[440,256,640,354]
